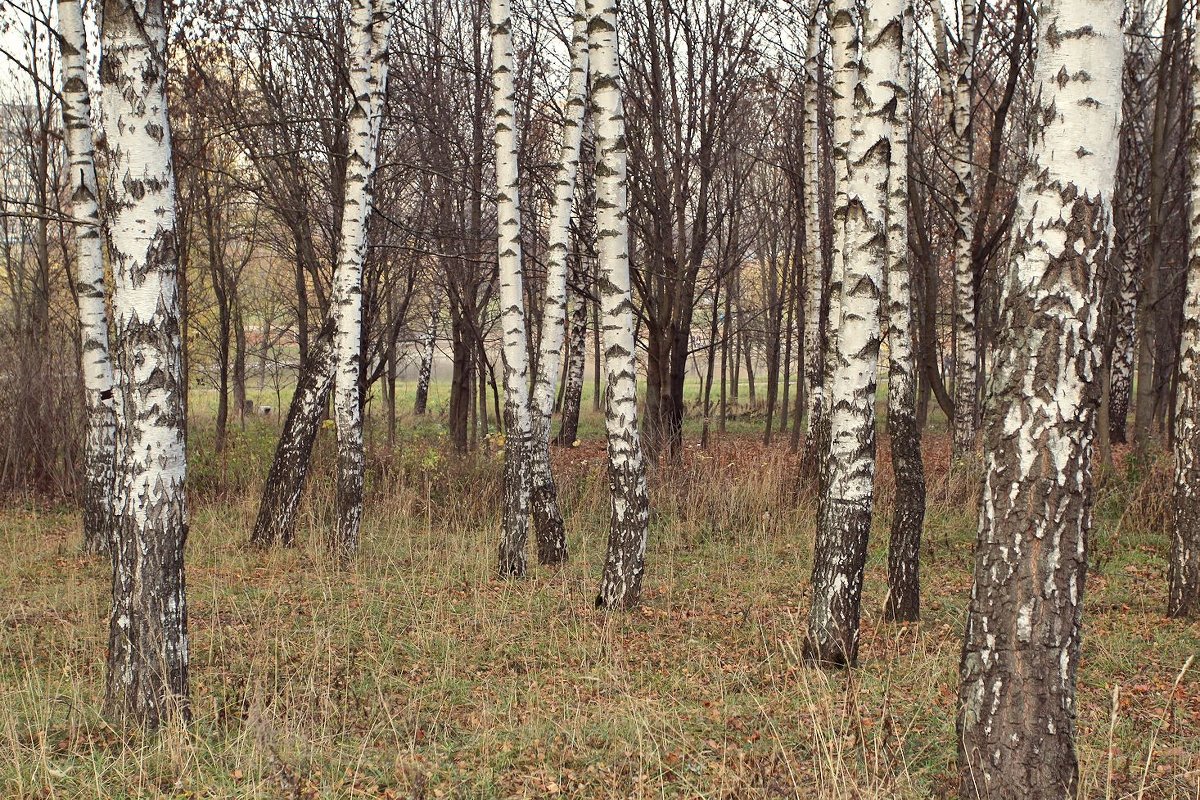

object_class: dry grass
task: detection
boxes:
[0,430,1197,798]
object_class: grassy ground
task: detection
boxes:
[0,402,1197,798]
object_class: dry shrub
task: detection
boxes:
[0,326,84,500]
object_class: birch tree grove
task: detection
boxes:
[806,0,895,666]
[589,0,651,610]
[956,0,1124,793]
[332,0,395,559]
[1169,16,1200,620]
[58,0,116,555]
[528,0,590,567]
[99,0,189,726]
[491,0,535,577]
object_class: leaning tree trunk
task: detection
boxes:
[491,0,536,577]
[883,2,924,623]
[99,0,189,728]
[58,0,116,555]
[529,0,589,566]
[589,0,651,610]
[957,2,1123,795]
[331,0,394,560]
[250,318,336,548]
[556,262,590,447]
[1169,21,1200,619]
[798,7,825,484]
[413,302,437,415]
[807,0,895,667]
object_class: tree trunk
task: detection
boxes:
[58,0,117,555]
[590,0,651,610]
[251,318,336,548]
[414,303,437,415]
[331,0,394,560]
[957,2,1123,793]
[805,0,891,667]
[940,0,980,457]
[556,262,589,446]
[530,0,589,566]
[799,9,825,481]
[1169,24,1200,619]
[99,0,190,727]
[882,4,924,623]
[491,0,535,577]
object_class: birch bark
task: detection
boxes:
[957,1,1123,793]
[59,0,116,555]
[99,0,189,727]
[1169,14,1200,619]
[529,0,590,566]
[883,1,925,623]
[589,0,651,610]
[1108,0,1150,445]
[332,0,394,560]
[491,0,535,577]
[413,302,438,415]
[806,0,895,666]
[935,1,980,456]
[799,8,825,483]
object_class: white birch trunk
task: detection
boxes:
[936,1,980,456]
[58,0,116,555]
[1169,16,1200,618]
[805,0,895,666]
[1109,0,1150,444]
[800,8,825,481]
[529,0,590,566]
[99,0,188,727]
[413,302,438,415]
[332,0,394,560]
[883,1,924,623]
[588,0,651,610]
[957,1,1124,793]
[491,0,535,577]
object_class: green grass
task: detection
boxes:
[0,406,1196,798]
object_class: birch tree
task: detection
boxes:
[799,7,825,482]
[806,0,897,665]
[957,0,1124,793]
[934,0,980,456]
[491,0,535,577]
[883,0,924,622]
[1107,0,1151,446]
[528,0,590,567]
[1169,15,1200,619]
[99,0,189,726]
[58,0,116,555]
[413,302,437,415]
[331,0,394,559]
[589,0,651,610]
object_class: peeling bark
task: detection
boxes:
[589,0,651,610]
[799,8,824,484]
[957,2,1123,794]
[99,0,189,728]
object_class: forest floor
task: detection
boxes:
[1,411,1198,798]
